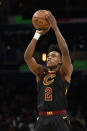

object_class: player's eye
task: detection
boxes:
[52,55,56,58]
[47,55,50,58]
[47,54,56,58]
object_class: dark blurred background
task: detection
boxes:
[0,0,87,131]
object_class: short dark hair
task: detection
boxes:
[48,44,62,56]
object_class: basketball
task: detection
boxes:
[32,10,50,30]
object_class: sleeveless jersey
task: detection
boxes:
[37,67,70,111]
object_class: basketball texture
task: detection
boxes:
[32,10,50,30]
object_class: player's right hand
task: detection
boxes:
[36,27,50,35]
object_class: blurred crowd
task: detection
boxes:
[70,113,87,131]
[0,82,37,131]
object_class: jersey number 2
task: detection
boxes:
[45,87,52,101]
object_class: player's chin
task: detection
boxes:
[47,63,54,68]
[47,63,51,67]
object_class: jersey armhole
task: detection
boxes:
[59,70,65,82]
[37,67,44,83]
[59,70,70,85]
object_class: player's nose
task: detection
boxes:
[47,56,51,60]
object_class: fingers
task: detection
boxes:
[36,30,43,34]
[45,12,50,20]
[36,28,50,35]
[45,11,53,22]
[45,11,57,30]
[46,11,53,18]
[47,10,52,15]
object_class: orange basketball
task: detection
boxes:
[32,10,50,30]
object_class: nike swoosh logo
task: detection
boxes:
[62,116,67,119]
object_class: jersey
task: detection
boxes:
[37,67,70,111]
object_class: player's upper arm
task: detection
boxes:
[25,57,44,76]
[62,53,73,76]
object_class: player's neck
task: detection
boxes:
[48,64,61,71]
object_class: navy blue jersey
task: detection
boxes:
[37,67,70,111]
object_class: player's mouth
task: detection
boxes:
[47,60,52,64]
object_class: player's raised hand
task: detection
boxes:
[46,11,57,30]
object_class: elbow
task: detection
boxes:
[24,54,26,61]
[62,41,69,55]
[62,48,69,56]
[24,52,28,62]
[64,50,69,56]
[24,51,31,62]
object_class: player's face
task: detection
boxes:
[47,51,62,68]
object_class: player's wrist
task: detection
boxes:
[52,24,58,31]
[33,32,41,40]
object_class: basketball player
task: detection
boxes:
[24,11,73,131]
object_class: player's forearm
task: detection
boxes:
[24,38,37,61]
[54,25,69,55]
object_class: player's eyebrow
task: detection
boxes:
[47,53,58,57]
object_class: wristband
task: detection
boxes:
[33,32,41,40]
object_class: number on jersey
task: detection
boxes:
[45,87,52,101]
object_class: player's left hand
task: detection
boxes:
[46,11,57,30]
